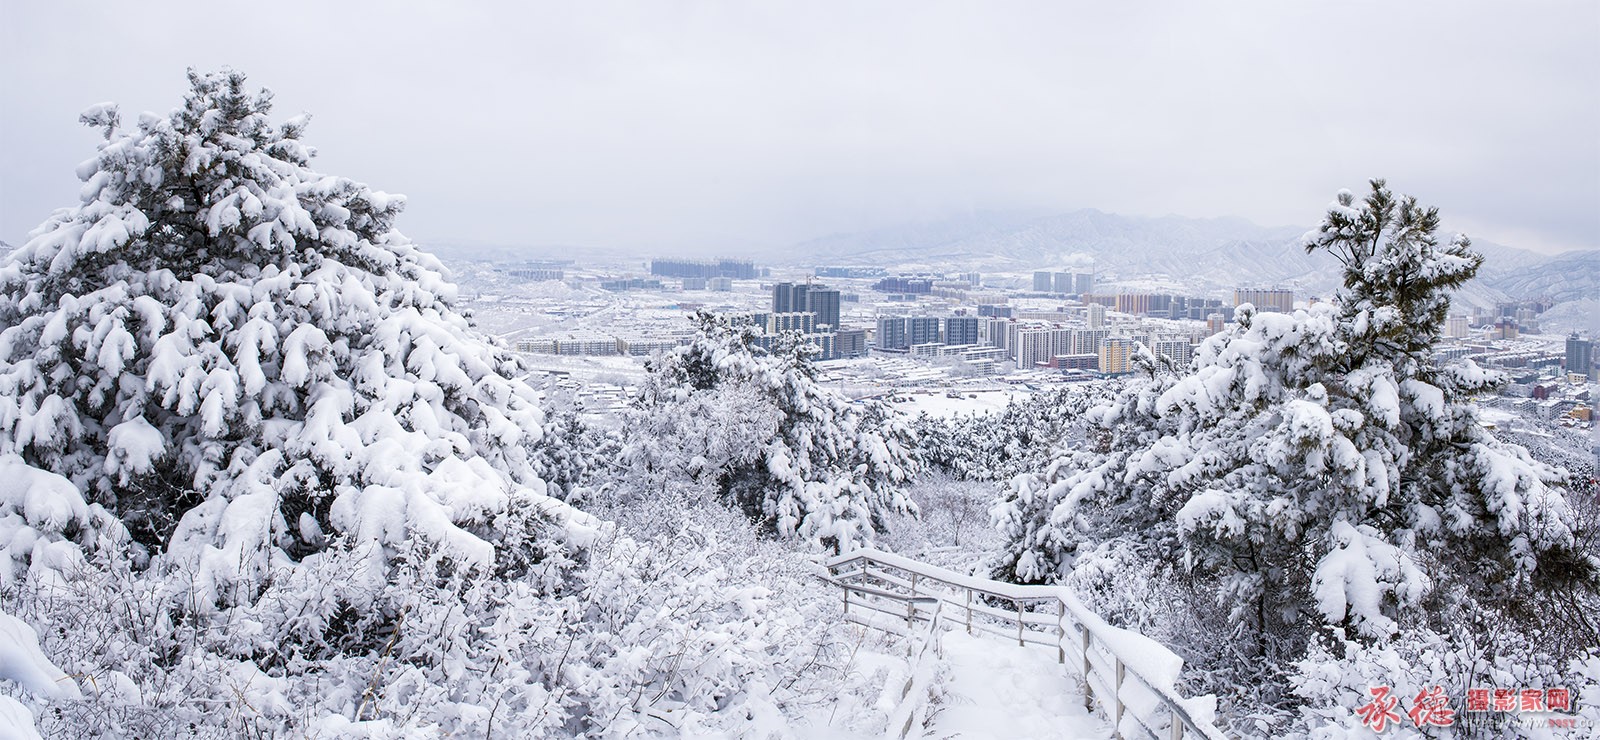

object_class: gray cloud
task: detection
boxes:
[3,1,1595,255]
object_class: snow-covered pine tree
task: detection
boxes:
[0,69,573,606]
[994,180,1590,650]
[913,384,1113,482]
[622,313,917,551]
[530,387,619,503]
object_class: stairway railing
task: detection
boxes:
[825,548,1229,740]
[836,579,943,739]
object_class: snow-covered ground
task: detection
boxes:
[930,631,1111,739]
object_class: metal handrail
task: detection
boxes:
[826,549,1229,740]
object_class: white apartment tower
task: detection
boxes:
[1088,303,1106,329]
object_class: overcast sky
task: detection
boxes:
[3,1,1596,255]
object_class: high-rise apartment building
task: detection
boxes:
[1072,328,1109,355]
[1233,288,1295,313]
[908,317,942,346]
[1152,340,1194,370]
[1099,337,1137,375]
[771,282,803,313]
[1015,328,1076,367]
[1001,321,1022,354]
[806,287,841,330]
[982,318,1015,349]
[1568,333,1594,379]
[873,276,934,294]
[809,332,836,361]
[836,328,868,358]
[768,312,817,334]
[876,317,909,350]
[944,316,981,346]
[651,258,757,279]
[978,304,1013,318]
[771,281,839,330]
[1015,329,1055,367]
[1116,294,1152,315]
[1088,303,1106,329]
[1034,271,1092,294]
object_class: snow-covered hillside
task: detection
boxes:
[0,70,912,739]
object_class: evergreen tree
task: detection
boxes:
[994,180,1590,649]
[0,70,567,604]
[622,313,917,550]
[913,384,1113,482]
[529,388,619,504]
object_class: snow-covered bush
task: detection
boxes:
[0,455,126,588]
[1291,625,1600,737]
[991,181,1598,732]
[0,505,884,737]
[616,314,918,551]
[0,603,79,740]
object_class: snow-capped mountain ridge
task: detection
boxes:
[780,208,1589,303]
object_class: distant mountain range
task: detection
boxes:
[778,209,1595,307]
[1476,250,1599,305]
[7,216,1586,312]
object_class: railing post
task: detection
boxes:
[1015,599,1025,646]
[910,572,919,598]
[1056,600,1065,664]
[1079,623,1093,712]
[843,583,849,615]
[906,597,916,632]
[1114,657,1126,737]
[964,589,972,634]
[1170,705,1185,740]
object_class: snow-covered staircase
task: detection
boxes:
[935,630,1111,738]
[824,549,1229,740]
